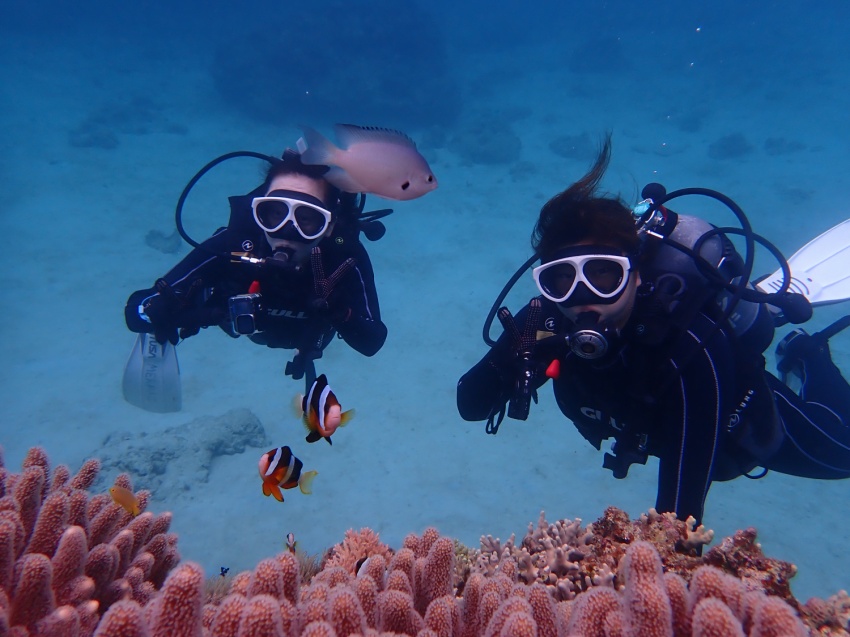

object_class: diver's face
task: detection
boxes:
[550,243,641,329]
[558,275,640,328]
[262,174,335,261]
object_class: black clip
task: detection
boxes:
[602,434,649,479]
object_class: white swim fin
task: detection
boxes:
[756,218,850,307]
[122,333,182,413]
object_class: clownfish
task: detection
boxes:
[295,374,355,445]
[258,446,317,503]
[109,485,141,516]
[286,532,297,554]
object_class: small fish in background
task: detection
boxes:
[296,374,355,445]
[258,446,318,503]
[109,485,141,516]
[220,567,230,578]
[285,532,297,554]
[297,123,438,201]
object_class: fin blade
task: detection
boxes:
[122,334,182,413]
[757,219,850,306]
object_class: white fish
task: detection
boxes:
[297,124,438,201]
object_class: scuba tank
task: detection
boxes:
[639,209,775,354]
[636,184,777,354]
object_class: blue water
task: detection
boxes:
[2,0,848,603]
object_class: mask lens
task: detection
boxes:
[293,204,328,237]
[539,262,577,300]
[584,258,626,294]
[255,200,290,231]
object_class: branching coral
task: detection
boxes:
[4,446,848,636]
[0,446,179,634]
[476,506,746,603]
[322,527,394,575]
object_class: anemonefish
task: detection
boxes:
[258,446,317,503]
[295,374,355,445]
[109,485,141,516]
[286,532,297,554]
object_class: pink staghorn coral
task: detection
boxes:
[619,541,673,636]
[5,446,849,636]
[322,527,394,575]
[0,446,180,635]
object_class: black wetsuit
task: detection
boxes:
[457,261,850,526]
[125,191,387,361]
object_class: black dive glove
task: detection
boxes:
[497,299,546,422]
[309,247,355,327]
[143,278,220,345]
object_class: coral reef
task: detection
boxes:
[707,133,754,160]
[763,137,807,156]
[84,528,837,636]
[549,132,597,162]
[323,528,395,575]
[474,507,723,602]
[0,446,179,635]
[448,108,525,166]
[67,96,187,150]
[94,407,269,495]
[209,0,461,129]
[4,446,849,636]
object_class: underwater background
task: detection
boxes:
[2,0,848,603]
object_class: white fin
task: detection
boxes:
[757,218,850,306]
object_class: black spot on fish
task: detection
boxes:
[402,181,410,190]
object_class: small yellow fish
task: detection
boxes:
[109,485,140,516]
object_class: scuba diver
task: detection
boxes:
[456,135,850,525]
[123,147,398,413]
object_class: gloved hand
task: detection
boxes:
[143,278,212,345]
[308,296,351,327]
[496,298,547,421]
[308,247,356,327]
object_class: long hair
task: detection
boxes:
[531,134,639,259]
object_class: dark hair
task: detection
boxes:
[531,135,640,259]
[262,149,341,210]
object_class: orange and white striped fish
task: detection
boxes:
[258,446,317,503]
[296,374,355,445]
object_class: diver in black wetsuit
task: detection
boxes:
[456,137,850,525]
[125,150,387,382]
